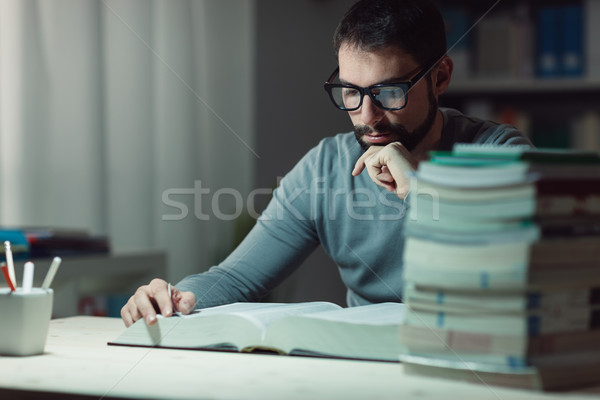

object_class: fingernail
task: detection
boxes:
[145,314,156,325]
[164,307,172,316]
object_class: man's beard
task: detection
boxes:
[354,79,438,152]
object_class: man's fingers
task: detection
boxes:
[149,279,173,318]
[352,151,371,176]
[377,167,394,183]
[132,286,159,325]
[352,159,366,176]
[353,146,384,176]
[121,293,146,327]
[120,279,188,327]
[174,291,197,314]
[121,303,135,327]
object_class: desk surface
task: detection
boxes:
[0,317,599,400]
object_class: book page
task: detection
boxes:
[173,302,341,331]
[231,302,342,330]
[300,302,406,325]
[263,303,407,361]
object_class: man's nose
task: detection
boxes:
[359,95,384,127]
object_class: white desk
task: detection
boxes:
[0,317,599,400]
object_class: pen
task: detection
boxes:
[4,241,16,289]
[23,261,34,293]
[1,262,16,292]
[41,256,62,290]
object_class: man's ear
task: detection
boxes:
[432,55,453,96]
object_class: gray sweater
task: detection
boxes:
[177,108,533,307]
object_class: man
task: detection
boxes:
[121,0,532,327]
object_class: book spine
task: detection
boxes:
[441,6,471,79]
[401,323,600,360]
[527,307,600,336]
[399,325,528,367]
[536,6,561,78]
[528,330,600,356]
[535,178,600,196]
[586,0,600,79]
[561,5,584,77]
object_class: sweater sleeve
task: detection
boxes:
[174,146,322,309]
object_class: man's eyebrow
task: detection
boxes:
[339,68,421,86]
[377,75,413,84]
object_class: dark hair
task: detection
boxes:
[333,0,447,68]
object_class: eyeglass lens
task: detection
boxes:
[330,85,408,110]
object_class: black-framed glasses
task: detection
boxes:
[323,66,430,111]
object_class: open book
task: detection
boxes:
[108,302,407,362]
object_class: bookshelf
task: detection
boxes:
[437,0,600,151]
[447,78,600,95]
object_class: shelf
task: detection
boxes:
[3,251,167,317]
[445,78,600,95]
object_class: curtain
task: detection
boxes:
[0,0,256,281]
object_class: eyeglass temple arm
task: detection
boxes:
[325,67,340,84]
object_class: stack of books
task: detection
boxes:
[398,144,600,390]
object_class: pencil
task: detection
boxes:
[4,241,16,289]
[41,257,62,290]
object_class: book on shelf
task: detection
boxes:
[475,13,516,79]
[109,301,407,362]
[536,6,561,78]
[586,0,600,79]
[535,4,585,78]
[0,230,30,260]
[472,6,535,80]
[443,2,588,81]
[0,226,110,259]
[440,5,471,79]
[513,3,535,79]
[570,111,600,153]
[495,106,532,137]
[562,5,584,77]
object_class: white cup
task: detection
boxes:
[0,287,53,356]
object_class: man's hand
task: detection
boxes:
[352,142,417,199]
[120,278,197,327]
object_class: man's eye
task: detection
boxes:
[381,87,405,98]
[342,88,359,98]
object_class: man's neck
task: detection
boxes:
[411,109,443,163]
